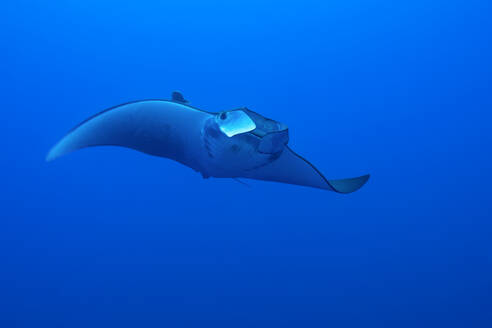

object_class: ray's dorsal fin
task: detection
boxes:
[171,91,188,104]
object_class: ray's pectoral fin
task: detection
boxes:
[242,146,369,193]
[46,100,211,164]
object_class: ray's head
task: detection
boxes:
[212,108,289,155]
[201,108,290,176]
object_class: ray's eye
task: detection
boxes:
[220,113,227,120]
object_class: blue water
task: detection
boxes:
[2,1,491,327]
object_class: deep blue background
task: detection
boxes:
[1,1,491,327]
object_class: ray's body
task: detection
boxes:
[47,92,369,193]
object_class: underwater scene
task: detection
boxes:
[1,1,491,327]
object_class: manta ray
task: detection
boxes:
[47,92,370,193]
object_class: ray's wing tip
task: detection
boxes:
[328,174,370,194]
[45,143,64,162]
[359,173,371,188]
[45,149,57,162]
